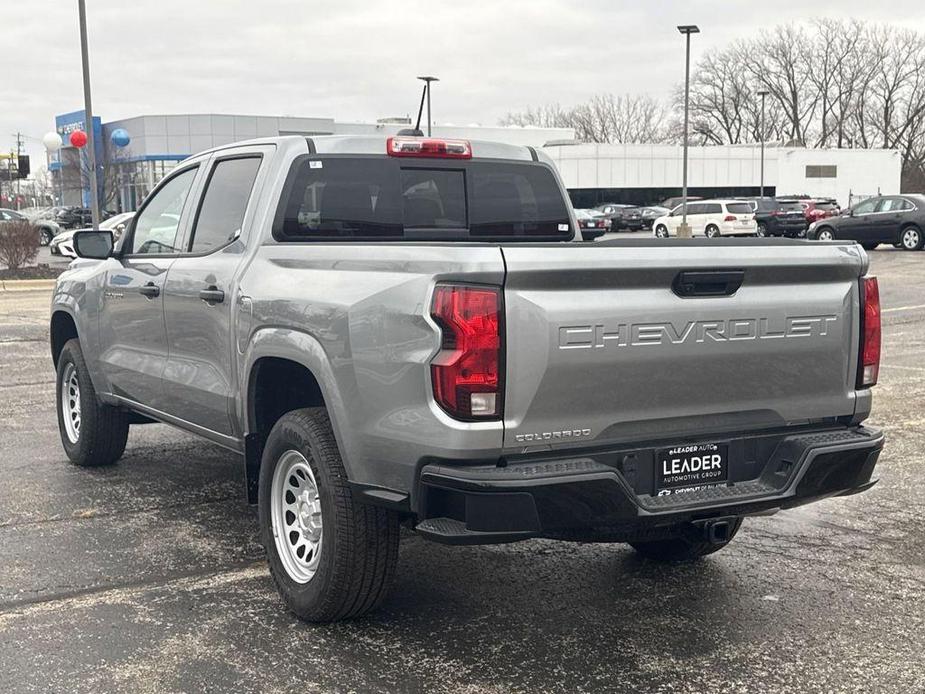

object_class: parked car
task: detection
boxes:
[51,134,883,623]
[574,208,610,240]
[740,197,807,237]
[50,212,135,258]
[0,207,61,245]
[639,206,669,230]
[807,194,925,250]
[799,198,840,224]
[595,203,643,231]
[55,206,93,229]
[660,195,702,211]
[653,199,757,238]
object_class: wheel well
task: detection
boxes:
[50,311,78,367]
[248,357,326,441]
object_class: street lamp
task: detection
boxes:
[416,76,439,137]
[77,0,101,230]
[677,24,699,239]
[758,89,769,197]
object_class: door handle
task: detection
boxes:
[139,282,160,298]
[672,270,745,298]
[199,286,225,304]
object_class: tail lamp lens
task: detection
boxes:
[430,284,502,419]
[723,215,737,222]
[859,276,881,387]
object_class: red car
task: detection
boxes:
[802,198,840,224]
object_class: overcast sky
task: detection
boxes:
[7,0,925,166]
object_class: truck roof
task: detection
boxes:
[192,134,538,162]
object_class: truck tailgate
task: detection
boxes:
[501,242,865,450]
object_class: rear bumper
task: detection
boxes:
[415,426,883,544]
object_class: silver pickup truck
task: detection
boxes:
[51,135,884,622]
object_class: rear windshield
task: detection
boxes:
[275,156,572,241]
[815,201,838,210]
[726,203,753,214]
[779,201,804,212]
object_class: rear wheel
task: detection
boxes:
[900,225,924,251]
[259,408,400,622]
[630,518,742,561]
[39,228,53,246]
[56,339,129,467]
[756,222,768,237]
[655,224,669,238]
[705,225,720,238]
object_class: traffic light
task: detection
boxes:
[17,155,30,179]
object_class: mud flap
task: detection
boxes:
[244,432,264,505]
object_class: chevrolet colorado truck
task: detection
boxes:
[51,135,884,622]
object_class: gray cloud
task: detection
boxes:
[7,0,925,166]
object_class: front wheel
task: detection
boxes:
[900,225,924,251]
[259,408,400,622]
[654,224,669,238]
[816,227,835,241]
[630,518,742,561]
[56,339,129,467]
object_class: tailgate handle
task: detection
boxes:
[672,270,744,298]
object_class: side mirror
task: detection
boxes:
[73,230,114,259]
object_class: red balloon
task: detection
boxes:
[70,130,88,148]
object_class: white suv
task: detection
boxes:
[653,200,757,238]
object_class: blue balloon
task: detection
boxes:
[111,128,131,147]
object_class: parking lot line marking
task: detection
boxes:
[882,304,925,313]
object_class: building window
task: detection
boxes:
[806,165,837,178]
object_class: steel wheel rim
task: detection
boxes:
[903,228,919,249]
[61,362,81,443]
[818,229,833,241]
[271,450,323,583]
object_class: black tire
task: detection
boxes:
[259,408,400,622]
[705,224,720,238]
[630,518,742,561]
[56,339,129,467]
[899,225,924,251]
[655,224,669,238]
[40,228,53,246]
[815,226,836,242]
[756,222,768,237]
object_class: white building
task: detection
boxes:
[543,142,902,209]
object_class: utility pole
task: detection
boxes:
[77,0,101,230]
[677,25,699,239]
[15,132,23,210]
[758,90,768,197]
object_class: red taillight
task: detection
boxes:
[723,215,736,222]
[430,284,502,419]
[387,136,472,159]
[859,276,881,387]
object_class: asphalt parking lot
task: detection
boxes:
[1,247,923,694]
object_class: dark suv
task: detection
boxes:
[595,203,643,231]
[742,197,807,238]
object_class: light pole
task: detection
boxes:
[416,76,439,136]
[758,89,769,197]
[677,24,699,239]
[77,0,101,230]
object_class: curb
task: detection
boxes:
[0,279,57,293]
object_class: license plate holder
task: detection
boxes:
[656,442,728,495]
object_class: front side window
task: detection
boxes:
[130,167,198,255]
[276,157,571,241]
[189,157,262,253]
[853,198,879,215]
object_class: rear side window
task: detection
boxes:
[704,203,723,214]
[726,203,752,214]
[275,156,571,241]
[189,157,262,253]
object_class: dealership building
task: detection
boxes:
[50,109,901,212]
[550,142,902,209]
